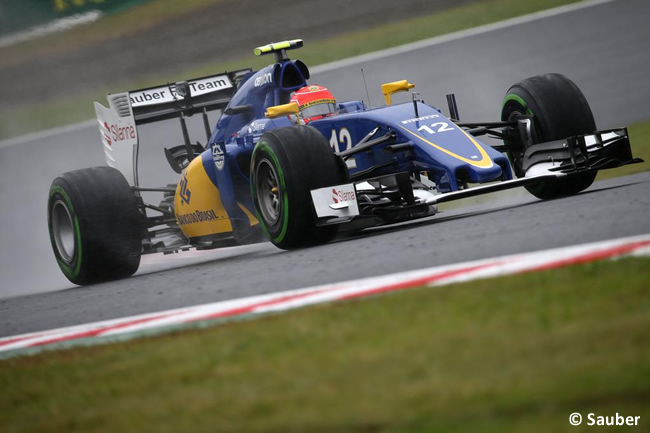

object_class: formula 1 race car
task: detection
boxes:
[47,39,642,285]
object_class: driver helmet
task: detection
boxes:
[290,85,338,123]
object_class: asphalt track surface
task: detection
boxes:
[1,0,649,337]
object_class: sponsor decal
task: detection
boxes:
[299,98,336,109]
[103,121,135,146]
[130,89,169,106]
[254,72,273,87]
[129,75,232,107]
[102,121,111,146]
[179,175,191,206]
[332,187,356,204]
[188,76,230,97]
[212,144,225,171]
[177,209,220,225]
[401,114,440,124]
[247,121,266,134]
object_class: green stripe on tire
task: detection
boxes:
[50,185,82,279]
[253,142,290,244]
[503,93,548,196]
[502,93,534,116]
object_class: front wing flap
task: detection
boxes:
[522,127,643,174]
[311,183,360,219]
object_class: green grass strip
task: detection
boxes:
[1,256,649,433]
[597,120,650,180]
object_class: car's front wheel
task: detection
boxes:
[501,73,597,199]
[251,125,347,249]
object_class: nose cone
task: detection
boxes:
[456,159,503,184]
[399,119,503,183]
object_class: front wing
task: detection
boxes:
[309,127,642,223]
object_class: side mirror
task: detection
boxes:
[381,80,415,106]
[265,102,299,119]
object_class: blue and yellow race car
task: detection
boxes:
[47,39,641,285]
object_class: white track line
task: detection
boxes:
[1,233,648,359]
[0,0,616,149]
[0,119,95,149]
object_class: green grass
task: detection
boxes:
[0,0,583,140]
[596,120,650,180]
[2,257,649,433]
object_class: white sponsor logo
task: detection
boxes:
[248,121,266,134]
[189,76,231,97]
[254,72,273,87]
[129,89,170,106]
[129,75,232,107]
[212,144,225,171]
[401,114,440,124]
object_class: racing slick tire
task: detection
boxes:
[501,73,597,199]
[47,166,144,285]
[251,125,347,249]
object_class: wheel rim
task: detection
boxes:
[51,200,76,264]
[255,158,281,225]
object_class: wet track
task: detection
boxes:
[1,0,649,336]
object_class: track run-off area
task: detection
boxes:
[1,234,649,358]
[1,0,649,343]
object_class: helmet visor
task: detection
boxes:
[301,102,338,121]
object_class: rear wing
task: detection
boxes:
[93,69,251,185]
[126,69,251,124]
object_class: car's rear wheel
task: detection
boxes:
[501,73,597,199]
[251,125,347,249]
[48,166,144,285]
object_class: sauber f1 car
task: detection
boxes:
[48,39,642,285]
